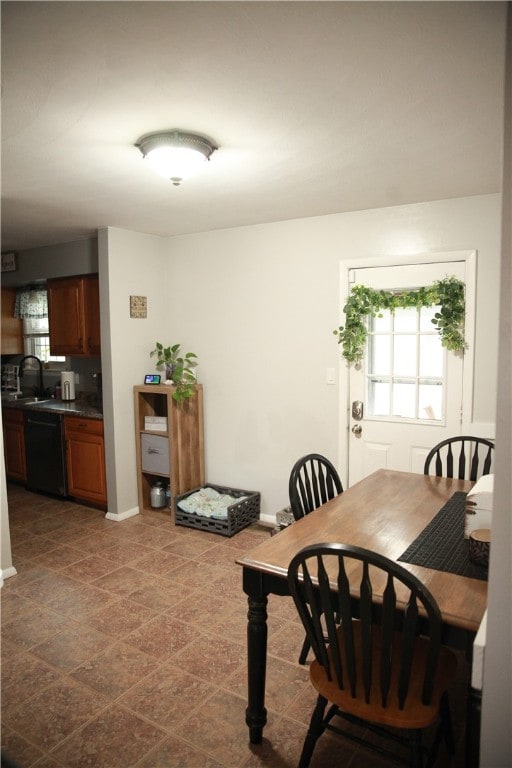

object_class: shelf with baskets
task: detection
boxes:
[133,384,205,514]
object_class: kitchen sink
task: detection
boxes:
[6,396,52,405]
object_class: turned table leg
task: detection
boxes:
[243,569,268,743]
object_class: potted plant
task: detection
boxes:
[150,342,198,404]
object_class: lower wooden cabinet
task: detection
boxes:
[2,409,27,482]
[64,416,107,507]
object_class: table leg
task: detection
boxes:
[243,569,268,743]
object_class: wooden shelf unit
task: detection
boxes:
[134,384,204,514]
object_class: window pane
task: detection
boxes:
[420,304,441,331]
[419,334,444,377]
[419,382,443,421]
[368,380,390,416]
[365,303,448,424]
[393,335,416,376]
[370,310,392,333]
[23,318,66,364]
[393,307,417,333]
[368,334,391,375]
[392,382,415,418]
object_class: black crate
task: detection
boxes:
[174,484,261,537]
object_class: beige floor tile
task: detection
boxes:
[50,705,166,768]
[119,664,217,730]
[2,485,470,768]
[69,640,161,698]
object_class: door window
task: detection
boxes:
[367,304,445,422]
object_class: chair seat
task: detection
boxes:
[309,621,458,731]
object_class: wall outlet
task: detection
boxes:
[326,367,336,384]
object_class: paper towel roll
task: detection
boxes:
[61,371,76,401]
[465,473,494,538]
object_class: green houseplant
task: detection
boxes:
[333,276,466,363]
[150,342,198,404]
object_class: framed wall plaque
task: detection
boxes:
[1,252,17,273]
[130,295,147,318]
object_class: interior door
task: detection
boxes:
[348,260,468,485]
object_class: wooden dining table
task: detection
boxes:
[236,468,488,744]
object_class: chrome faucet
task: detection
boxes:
[18,355,45,396]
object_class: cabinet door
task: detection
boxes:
[3,411,27,482]
[83,275,101,355]
[48,277,85,355]
[65,417,107,506]
[1,287,23,355]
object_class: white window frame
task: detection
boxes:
[22,317,68,370]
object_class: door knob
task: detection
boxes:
[352,424,362,436]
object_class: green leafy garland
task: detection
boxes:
[333,276,466,363]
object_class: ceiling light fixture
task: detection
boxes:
[136,130,217,186]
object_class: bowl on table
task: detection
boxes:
[468,528,491,567]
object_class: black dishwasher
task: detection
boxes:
[24,411,67,496]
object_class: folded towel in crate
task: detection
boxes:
[177,486,249,519]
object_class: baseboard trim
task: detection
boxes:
[0,565,18,586]
[105,507,139,522]
[259,512,277,527]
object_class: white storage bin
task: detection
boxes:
[144,416,168,431]
[141,433,169,475]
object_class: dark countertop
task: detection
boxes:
[2,397,103,420]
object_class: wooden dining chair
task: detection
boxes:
[424,436,494,481]
[288,453,343,521]
[288,453,344,664]
[288,543,458,768]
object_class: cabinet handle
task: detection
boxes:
[78,337,83,351]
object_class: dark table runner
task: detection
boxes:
[398,491,488,582]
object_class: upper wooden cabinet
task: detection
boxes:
[1,287,23,355]
[47,274,100,357]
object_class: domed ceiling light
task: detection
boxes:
[136,130,217,186]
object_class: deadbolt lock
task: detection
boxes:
[352,400,364,420]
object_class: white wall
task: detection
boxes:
[163,193,501,518]
[480,4,511,762]
[0,425,16,584]
[98,227,168,519]
[97,194,500,522]
[0,237,98,287]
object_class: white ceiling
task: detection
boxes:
[1,1,507,252]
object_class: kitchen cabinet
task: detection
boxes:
[1,287,23,355]
[2,408,27,482]
[47,274,100,357]
[134,384,204,513]
[64,415,107,507]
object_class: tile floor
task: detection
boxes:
[2,484,471,767]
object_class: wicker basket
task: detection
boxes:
[174,484,261,537]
